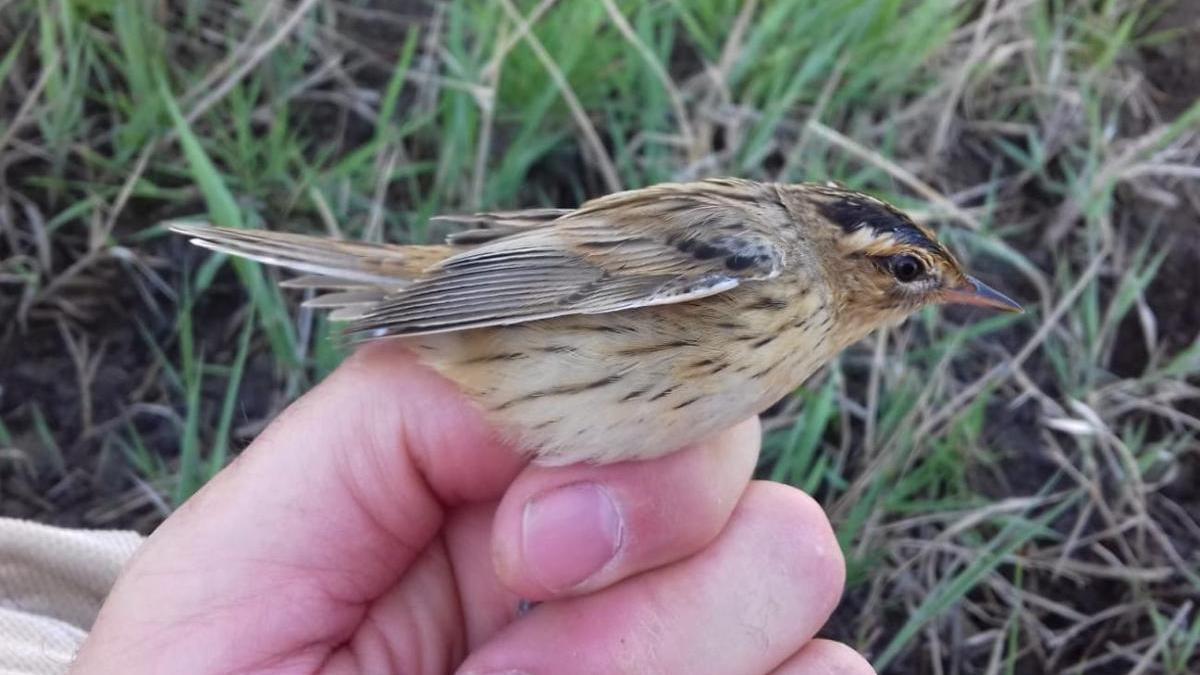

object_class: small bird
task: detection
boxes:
[171,178,1020,465]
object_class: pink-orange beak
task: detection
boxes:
[940,276,1023,313]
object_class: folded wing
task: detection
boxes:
[171,180,786,339]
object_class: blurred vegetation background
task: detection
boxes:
[1,0,1198,672]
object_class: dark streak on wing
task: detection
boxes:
[344,181,787,339]
[657,201,706,215]
[671,232,781,277]
[577,237,654,250]
[706,189,761,205]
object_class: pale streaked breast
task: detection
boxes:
[410,281,839,465]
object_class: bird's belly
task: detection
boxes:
[410,289,836,464]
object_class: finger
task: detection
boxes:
[459,481,846,675]
[160,341,524,589]
[492,418,759,599]
[771,640,876,674]
[324,502,523,673]
[76,342,525,672]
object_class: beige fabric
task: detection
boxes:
[0,518,142,674]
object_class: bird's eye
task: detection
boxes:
[888,254,925,283]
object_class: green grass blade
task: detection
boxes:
[159,75,242,229]
[873,494,1079,671]
[161,74,299,367]
[173,289,203,505]
[207,307,255,477]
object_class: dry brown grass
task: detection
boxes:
[1,1,1198,671]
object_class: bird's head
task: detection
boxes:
[782,183,1021,340]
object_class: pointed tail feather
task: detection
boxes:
[280,274,373,290]
[435,208,573,245]
[168,222,448,286]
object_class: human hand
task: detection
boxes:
[72,342,872,674]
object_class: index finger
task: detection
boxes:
[77,342,526,667]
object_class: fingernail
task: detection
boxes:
[522,482,623,592]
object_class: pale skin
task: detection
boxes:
[71,342,875,674]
